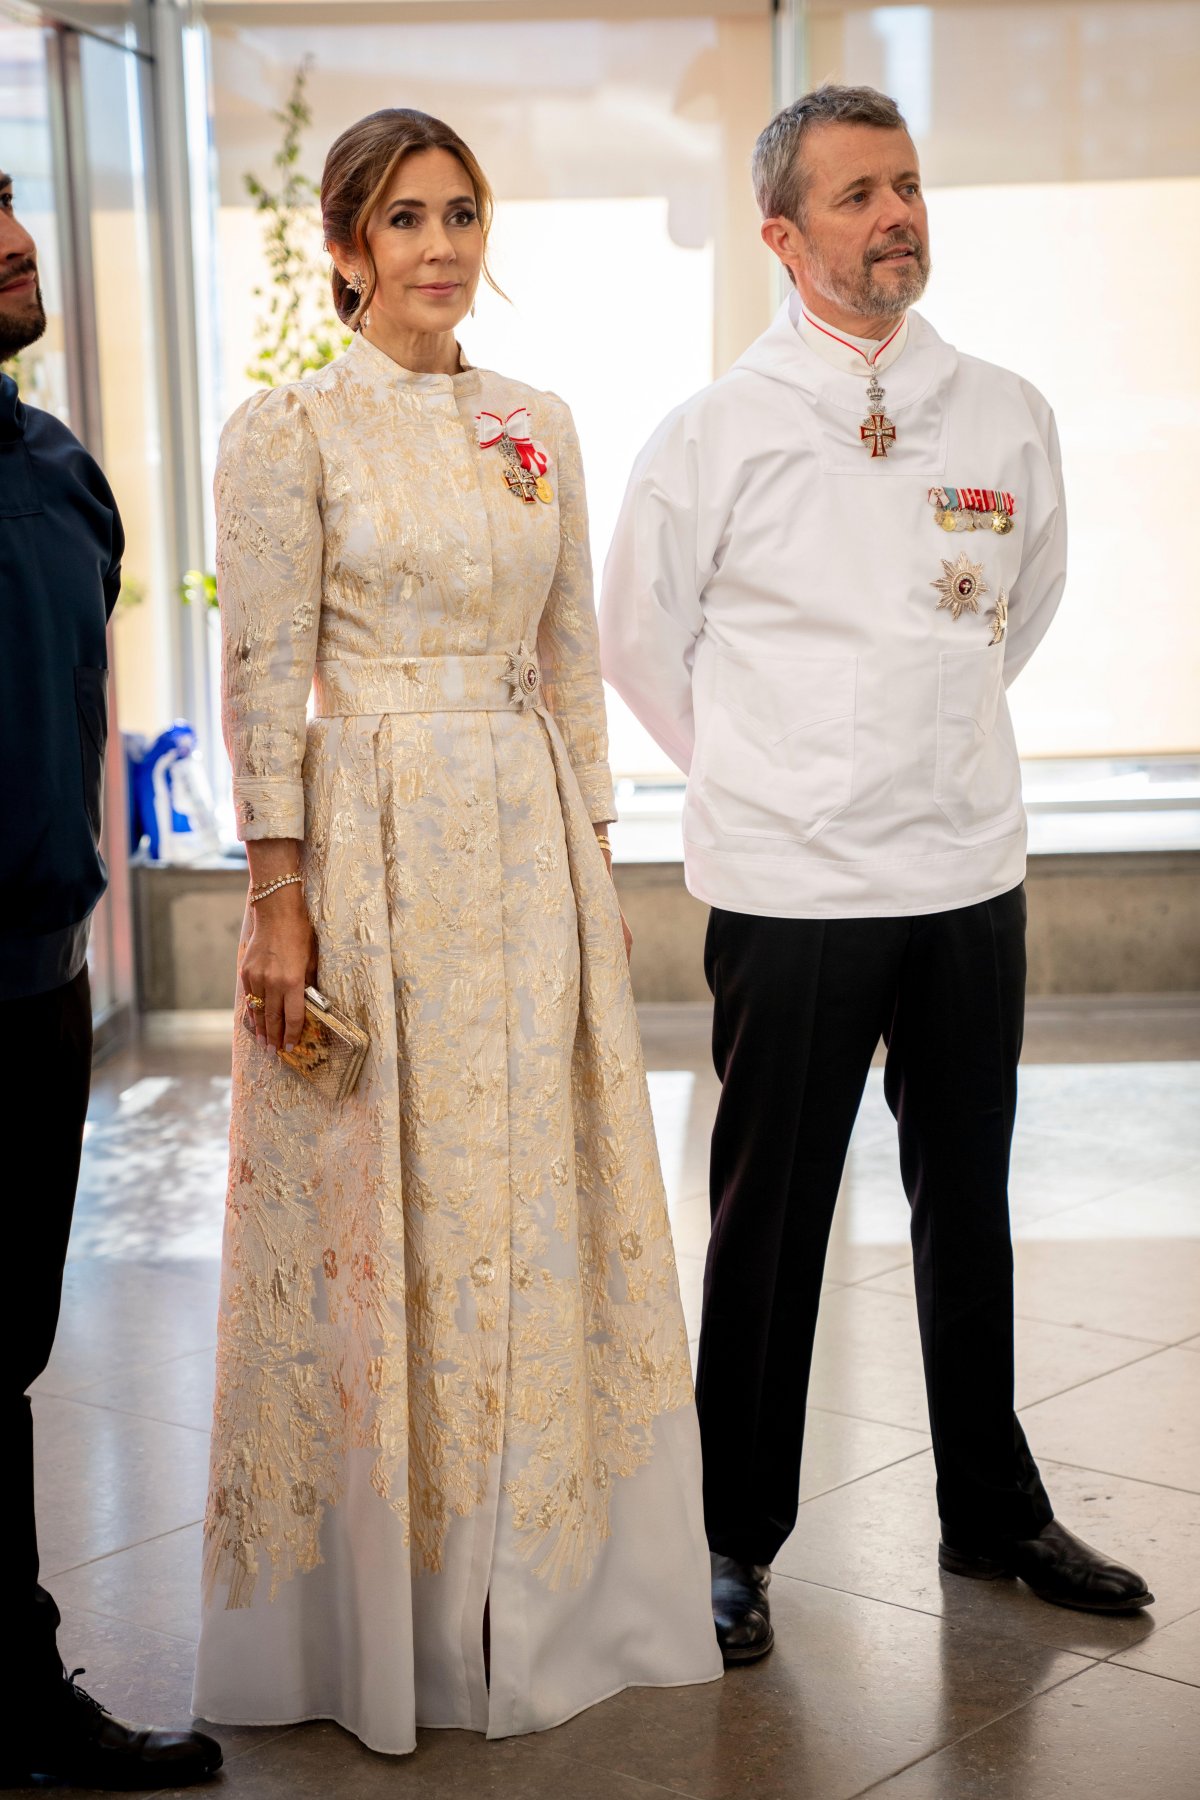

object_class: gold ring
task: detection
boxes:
[244,993,266,1011]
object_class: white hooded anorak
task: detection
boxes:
[599,296,1066,919]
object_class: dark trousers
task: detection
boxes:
[696,888,1053,1566]
[0,964,92,1693]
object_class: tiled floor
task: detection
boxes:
[24,999,1200,1799]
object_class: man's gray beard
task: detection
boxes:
[806,239,930,325]
[0,287,47,362]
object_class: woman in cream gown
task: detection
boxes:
[192,110,721,1755]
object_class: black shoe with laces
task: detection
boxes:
[0,1667,223,1790]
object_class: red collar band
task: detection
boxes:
[801,309,905,369]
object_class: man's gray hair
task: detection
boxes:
[752,85,908,226]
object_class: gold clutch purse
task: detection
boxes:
[242,985,369,1103]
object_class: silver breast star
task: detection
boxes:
[933,550,989,621]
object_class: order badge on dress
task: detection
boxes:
[477,406,554,505]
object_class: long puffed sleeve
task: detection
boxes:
[598,409,704,776]
[536,399,616,824]
[217,386,323,840]
[1004,394,1067,685]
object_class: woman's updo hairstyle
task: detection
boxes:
[321,108,502,329]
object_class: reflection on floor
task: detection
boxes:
[26,1000,1200,1799]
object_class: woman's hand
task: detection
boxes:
[240,885,318,1052]
[595,829,633,962]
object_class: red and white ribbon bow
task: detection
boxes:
[476,407,549,476]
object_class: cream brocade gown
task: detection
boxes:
[192,333,721,1754]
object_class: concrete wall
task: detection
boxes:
[134,851,1200,1013]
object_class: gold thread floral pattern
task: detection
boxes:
[204,336,693,1608]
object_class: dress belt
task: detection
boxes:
[312,650,543,719]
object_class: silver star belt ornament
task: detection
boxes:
[860,370,896,459]
[504,645,541,710]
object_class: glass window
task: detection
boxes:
[0,18,69,418]
[81,28,173,739]
[0,9,166,1023]
[805,0,1200,758]
[200,1,774,794]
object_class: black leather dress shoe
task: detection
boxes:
[2,1668,223,1790]
[711,1552,775,1664]
[939,1519,1153,1614]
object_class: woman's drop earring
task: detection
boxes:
[348,270,365,296]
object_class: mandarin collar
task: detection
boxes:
[737,298,956,418]
[791,294,910,376]
[348,328,481,398]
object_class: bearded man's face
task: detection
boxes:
[778,123,932,327]
[0,177,47,361]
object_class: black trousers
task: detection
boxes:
[0,964,92,1694]
[696,887,1053,1566]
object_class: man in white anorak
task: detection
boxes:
[599,85,1152,1663]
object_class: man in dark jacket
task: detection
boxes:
[0,170,221,1788]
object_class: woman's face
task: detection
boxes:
[354,146,484,337]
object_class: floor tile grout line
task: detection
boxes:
[190,1726,302,1770]
[858,1280,1177,1353]
[46,1389,213,1432]
[1030,1452,1200,1498]
[670,1155,1200,1251]
[47,1516,204,1579]
[770,1567,1127,1663]
[1098,1657,1200,1693]
[806,1403,929,1439]
[840,1259,914,1287]
[513,1741,709,1800]
[1017,1340,1176,1410]
[135,1727,302,1794]
[799,1401,936,1435]
[1009,1312,1170,1349]
[71,1599,196,1647]
[799,1444,934,1507]
[816,1278,1176,1365]
[38,1340,218,1400]
[1006,1156,1200,1225]
[843,1661,1101,1800]
[805,1354,1181,1448]
[852,1281,1173,1353]
[38,1391,214,1435]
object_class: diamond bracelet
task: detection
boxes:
[248,872,304,905]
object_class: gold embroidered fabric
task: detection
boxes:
[204,335,693,1607]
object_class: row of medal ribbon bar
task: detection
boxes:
[928,485,1015,534]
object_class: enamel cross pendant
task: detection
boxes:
[476,407,554,505]
[860,371,896,458]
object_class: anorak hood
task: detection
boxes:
[733,300,958,416]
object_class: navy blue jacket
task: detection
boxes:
[0,372,124,1000]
